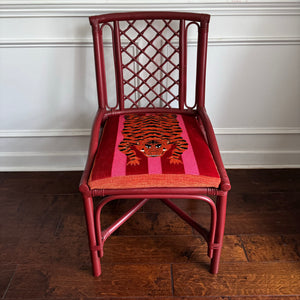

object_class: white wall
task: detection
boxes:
[0,0,299,170]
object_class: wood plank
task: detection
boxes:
[2,234,245,269]
[227,191,300,214]
[2,296,300,300]
[224,211,300,235]
[0,194,84,239]
[226,169,300,193]
[2,297,299,300]
[99,197,150,213]
[101,235,247,264]
[142,198,215,214]
[142,191,300,219]
[0,171,81,194]
[0,265,16,298]
[82,297,231,300]
[11,235,90,267]
[142,191,300,215]
[101,211,193,236]
[5,264,172,298]
[230,297,300,300]
[192,210,300,236]
[4,298,84,300]
[2,215,90,266]
[173,262,300,297]
[1,170,300,299]
[241,234,300,262]
[229,297,300,300]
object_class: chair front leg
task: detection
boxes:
[210,193,228,274]
[83,195,102,277]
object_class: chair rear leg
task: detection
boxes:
[210,193,227,274]
[83,195,101,277]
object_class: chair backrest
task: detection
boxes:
[89,12,210,112]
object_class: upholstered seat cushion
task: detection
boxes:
[88,113,221,189]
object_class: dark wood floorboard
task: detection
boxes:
[0,169,300,299]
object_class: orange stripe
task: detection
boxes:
[88,174,221,190]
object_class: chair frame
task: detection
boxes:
[79,11,231,277]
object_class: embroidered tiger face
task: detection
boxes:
[135,137,172,158]
[118,114,188,166]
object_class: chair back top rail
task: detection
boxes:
[90,11,210,26]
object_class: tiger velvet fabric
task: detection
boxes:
[88,113,221,190]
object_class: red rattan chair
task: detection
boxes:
[79,11,231,277]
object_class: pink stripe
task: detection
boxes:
[148,157,162,174]
[111,115,127,177]
[177,114,200,175]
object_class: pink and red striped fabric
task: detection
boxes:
[88,113,220,189]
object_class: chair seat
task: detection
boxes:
[88,113,221,190]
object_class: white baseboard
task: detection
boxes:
[1,151,299,171]
[222,150,300,169]
[0,136,299,171]
[0,151,87,171]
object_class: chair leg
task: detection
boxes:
[210,193,227,274]
[83,195,101,277]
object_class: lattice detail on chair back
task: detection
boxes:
[118,19,181,109]
[90,12,210,111]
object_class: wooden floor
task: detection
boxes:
[1,169,300,299]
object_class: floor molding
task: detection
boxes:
[0,150,299,171]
